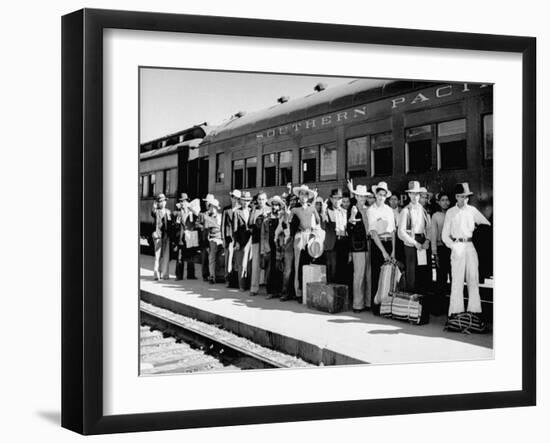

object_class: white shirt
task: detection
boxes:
[367,203,396,236]
[327,207,347,235]
[442,203,491,249]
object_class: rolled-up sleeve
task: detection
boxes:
[442,209,454,249]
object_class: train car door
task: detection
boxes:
[198,156,209,198]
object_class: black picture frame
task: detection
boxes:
[61,8,536,435]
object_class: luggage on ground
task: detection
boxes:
[306,282,350,313]
[444,312,487,334]
[374,260,403,305]
[380,291,429,325]
[302,264,327,305]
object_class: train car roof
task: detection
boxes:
[139,137,203,160]
[203,79,434,143]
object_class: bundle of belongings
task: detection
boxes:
[381,291,430,325]
[444,312,488,334]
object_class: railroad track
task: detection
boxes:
[140,301,313,375]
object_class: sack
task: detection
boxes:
[302,264,327,305]
[184,230,199,248]
[374,261,403,305]
[381,291,429,325]
[306,282,350,313]
[445,312,487,334]
[152,231,161,240]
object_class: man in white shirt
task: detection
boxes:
[398,181,432,293]
[367,181,396,315]
[442,183,491,316]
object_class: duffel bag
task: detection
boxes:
[385,291,429,325]
[445,312,487,334]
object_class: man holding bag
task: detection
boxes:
[174,193,199,280]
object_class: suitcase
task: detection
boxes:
[214,244,226,283]
[381,291,429,325]
[444,312,487,333]
[306,282,350,314]
[302,264,327,304]
[374,261,403,305]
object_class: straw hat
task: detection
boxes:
[202,193,215,203]
[307,229,326,259]
[207,198,221,211]
[155,193,167,202]
[293,184,315,199]
[268,195,285,207]
[178,193,189,202]
[371,181,392,197]
[352,184,373,197]
[405,181,423,194]
[239,191,253,201]
[229,189,242,198]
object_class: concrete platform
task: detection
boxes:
[140,255,493,366]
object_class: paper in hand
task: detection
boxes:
[417,249,427,266]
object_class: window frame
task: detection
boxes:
[300,146,319,183]
[346,135,369,179]
[436,118,468,171]
[405,124,433,174]
[370,131,393,176]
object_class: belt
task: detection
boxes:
[379,235,392,242]
[451,237,472,243]
[336,234,347,240]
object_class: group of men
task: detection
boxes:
[150,179,491,319]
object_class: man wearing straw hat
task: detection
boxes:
[442,182,491,316]
[174,193,199,280]
[398,181,433,293]
[290,184,320,301]
[347,182,373,312]
[151,193,172,280]
[367,181,396,314]
[221,189,241,288]
[248,191,271,296]
[233,191,253,291]
[203,197,223,284]
[260,195,286,298]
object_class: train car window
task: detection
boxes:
[483,114,493,161]
[437,118,467,170]
[320,143,337,181]
[263,153,277,187]
[215,153,224,183]
[406,125,432,174]
[301,146,318,183]
[245,157,257,188]
[163,169,170,195]
[346,136,368,179]
[233,159,244,189]
[371,132,393,176]
[279,151,293,186]
[142,175,149,197]
[149,173,156,197]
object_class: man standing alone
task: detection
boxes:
[442,183,491,316]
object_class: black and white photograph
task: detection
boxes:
[138,69,494,375]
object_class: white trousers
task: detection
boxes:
[153,236,170,279]
[352,251,371,310]
[448,242,482,315]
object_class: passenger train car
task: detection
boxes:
[201,79,493,209]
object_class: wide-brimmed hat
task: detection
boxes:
[202,193,215,202]
[268,195,285,207]
[307,229,326,259]
[371,181,392,198]
[178,193,189,202]
[405,181,423,194]
[155,193,167,202]
[454,182,473,196]
[239,191,252,201]
[293,184,315,199]
[229,189,242,199]
[352,184,373,197]
[207,198,221,210]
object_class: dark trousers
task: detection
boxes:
[432,244,452,315]
[403,234,432,293]
[325,237,349,284]
[371,239,393,314]
[265,249,283,295]
[201,246,209,280]
[233,248,251,291]
[281,242,295,298]
[176,246,196,279]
